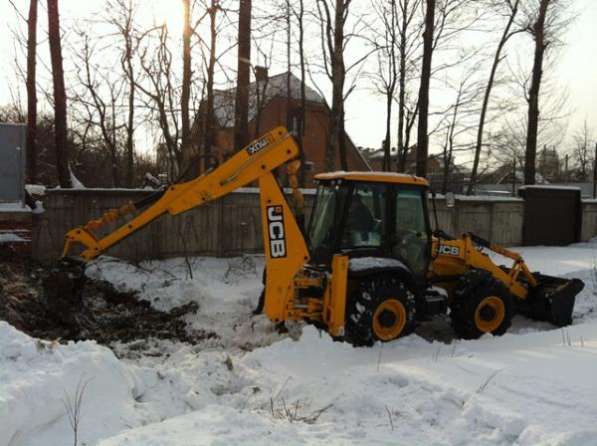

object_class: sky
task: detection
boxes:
[0,0,596,159]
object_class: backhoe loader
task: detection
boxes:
[60,127,584,345]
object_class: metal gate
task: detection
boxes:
[0,123,26,203]
[520,186,582,246]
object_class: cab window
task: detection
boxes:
[341,182,387,248]
[392,188,429,274]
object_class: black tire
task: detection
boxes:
[344,275,415,346]
[450,270,513,339]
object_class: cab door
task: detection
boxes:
[390,186,432,281]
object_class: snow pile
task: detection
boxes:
[0,322,143,446]
[85,255,287,350]
[100,325,597,446]
[69,165,86,189]
[3,242,597,445]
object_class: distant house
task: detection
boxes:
[195,69,369,186]
[480,163,547,185]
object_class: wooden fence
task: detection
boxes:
[30,188,597,261]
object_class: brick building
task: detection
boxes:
[197,69,369,185]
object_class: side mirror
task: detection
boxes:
[445,192,455,208]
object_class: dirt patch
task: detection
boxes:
[0,252,216,347]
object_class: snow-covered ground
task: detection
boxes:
[3,242,597,446]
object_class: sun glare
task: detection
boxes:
[150,0,185,34]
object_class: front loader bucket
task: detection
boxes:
[520,274,584,327]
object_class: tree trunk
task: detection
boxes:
[468,0,519,195]
[286,0,292,132]
[396,2,407,173]
[327,0,348,171]
[525,0,550,185]
[123,1,136,187]
[124,48,135,187]
[297,0,307,186]
[26,0,38,183]
[202,1,217,171]
[47,0,71,187]
[181,0,192,165]
[234,0,251,151]
[416,0,435,178]
[383,95,392,171]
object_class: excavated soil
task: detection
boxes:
[0,250,216,348]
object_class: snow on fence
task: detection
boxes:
[29,188,597,261]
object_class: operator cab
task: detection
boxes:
[307,172,432,284]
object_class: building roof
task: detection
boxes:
[314,171,429,187]
[212,72,325,128]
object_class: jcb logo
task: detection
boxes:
[438,245,460,256]
[246,137,269,155]
[267,205,287,258]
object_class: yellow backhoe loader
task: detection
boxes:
[60,127,584,345]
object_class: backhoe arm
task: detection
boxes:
[63,127,303,261]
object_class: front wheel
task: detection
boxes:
[344,275,415,346]
[450,270,513,339]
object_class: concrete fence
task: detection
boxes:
[29,188,597,261]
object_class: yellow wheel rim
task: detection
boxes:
[372,299,407,341]
[474,296,505,333]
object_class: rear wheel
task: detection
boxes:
[344,275,415,346]
[450,270,513,339]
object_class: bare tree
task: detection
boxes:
[416,0,435,177]
[26,0,38,183]
[371,0,398,171]
[234,0,252,151]
[523,0,550,185]
[316,0,355,170]
[572,120,593,181]
[296,0,307,184]
[135,25,183,176]
[76,34,122,187]
[396,0,422,173]
[200,0,220,171]
[181,0,193,164]
[440,73,481,192]
[47,0,72,187]
[522,0,569,184]
[117,0,137,187]
[468,0,523,194]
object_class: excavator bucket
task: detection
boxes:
[521,274,585,326]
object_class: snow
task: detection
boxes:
[453,194,522,202]
[519,185,582,191]
[0,202,30,213]
[349,256,408,272]
[32,200,45,214]
[3,242,597,445]
[25,184,46,196]
[318,170,421,180]
[0,322,142,446]
[69,165,86,189]
[85,255,288,350]
[0,232,27,243]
